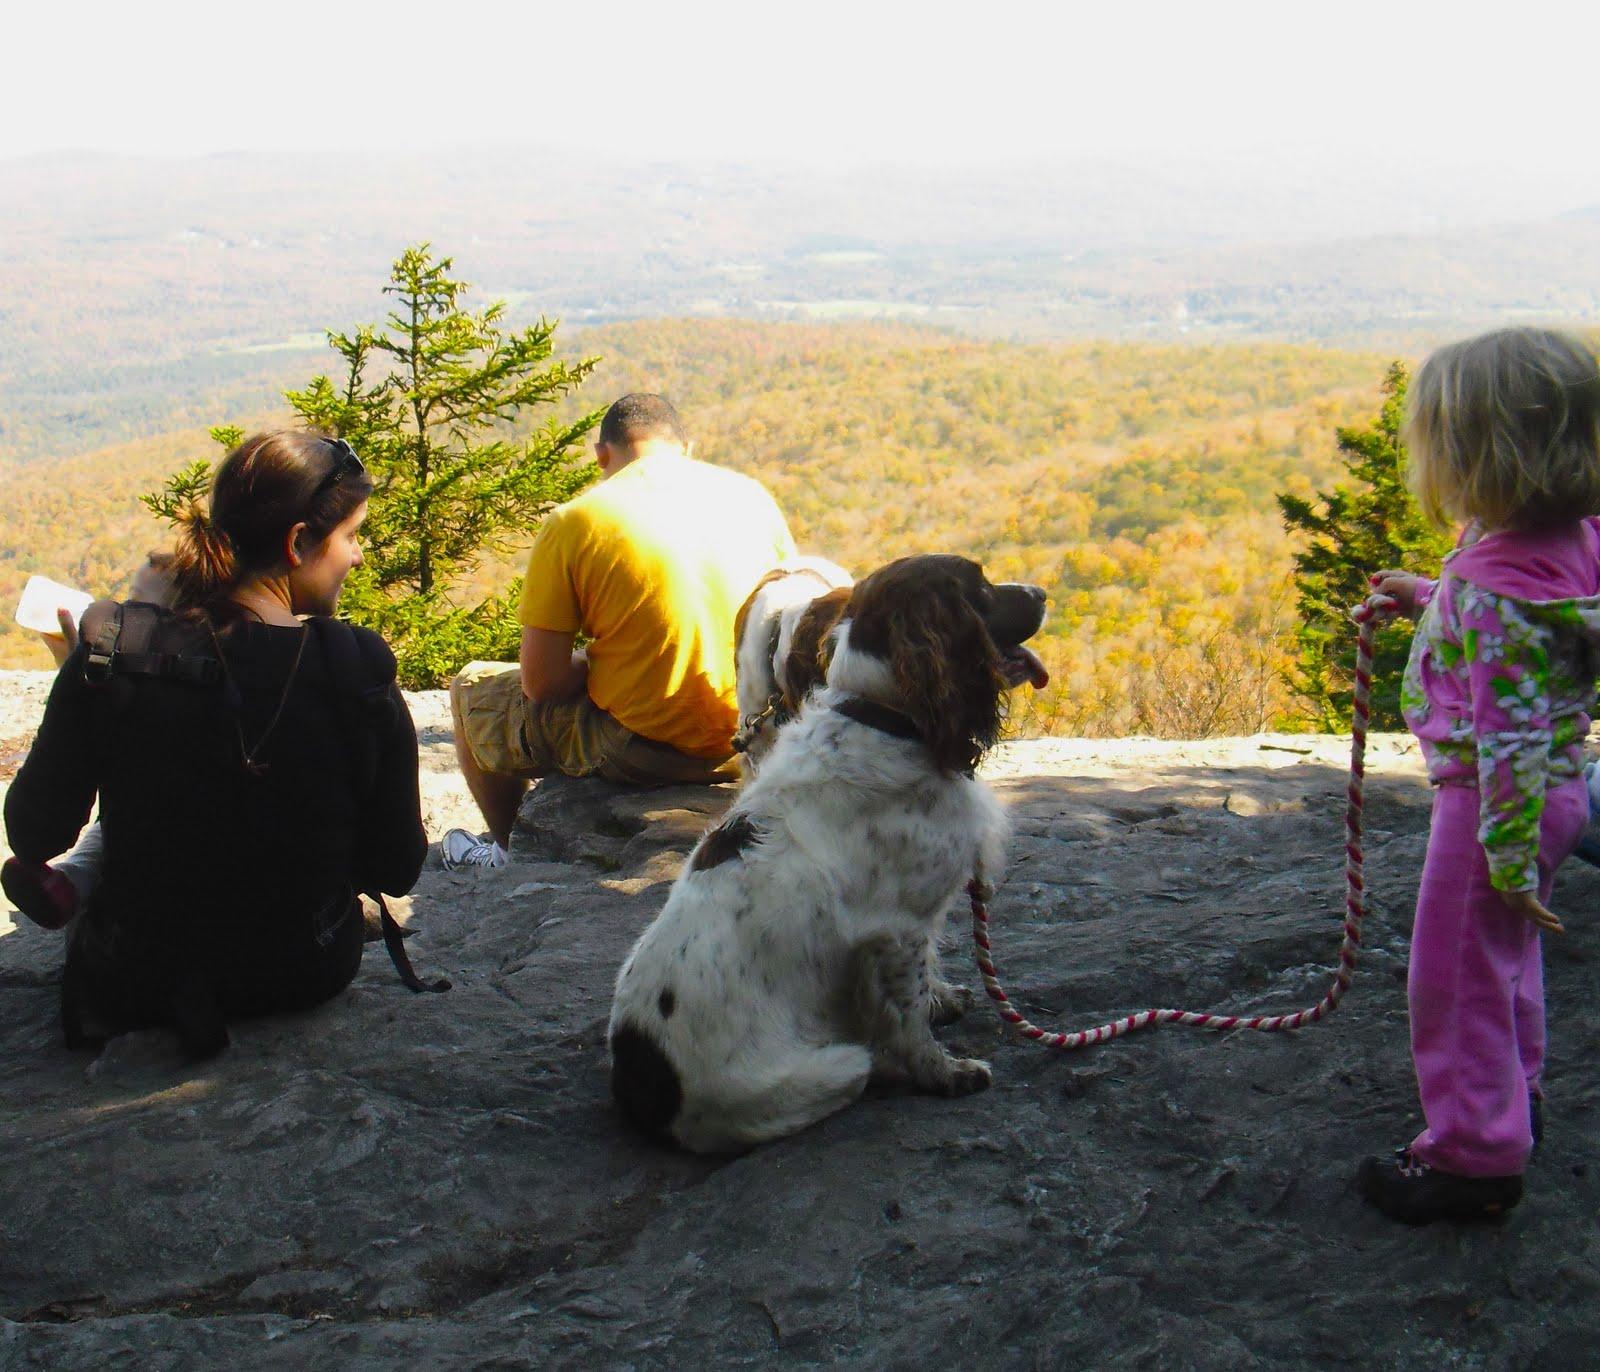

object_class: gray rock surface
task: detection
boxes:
[2,691,1598,1369]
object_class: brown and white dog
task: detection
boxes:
[609,555,1049,1153]
[731,555,854,774]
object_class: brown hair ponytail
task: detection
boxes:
[170,502,238,611]
[168,429,374,622]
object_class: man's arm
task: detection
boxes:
[520,626,588,704]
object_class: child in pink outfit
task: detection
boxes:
[1360,327,1600,1224]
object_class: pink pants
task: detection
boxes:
[1408,777,1588,1177]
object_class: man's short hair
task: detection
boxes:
[598,393,688,449]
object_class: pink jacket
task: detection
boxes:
[1400,519,1600,891]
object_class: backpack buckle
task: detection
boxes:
[83,647,115,684]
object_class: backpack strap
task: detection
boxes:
[83,603,223,688]
[372,892,450,994]
[83,604,123,683]
[308,616,449,996]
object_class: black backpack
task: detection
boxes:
[84,602,449,996]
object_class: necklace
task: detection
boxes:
[207,618,310,777]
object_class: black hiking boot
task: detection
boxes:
[1357,1147,1522,1224]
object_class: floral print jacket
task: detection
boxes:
[1401,541,1600,892]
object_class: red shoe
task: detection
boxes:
[2,857,78,930]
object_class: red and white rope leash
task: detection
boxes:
[971,596,1392,1049]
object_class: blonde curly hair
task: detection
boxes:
[1406,326,1600,531]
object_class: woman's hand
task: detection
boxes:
[1502,889,1564,934]
[1368,570,1424,619]
[39,606,80,669]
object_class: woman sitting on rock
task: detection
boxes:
[3,431,427,1057]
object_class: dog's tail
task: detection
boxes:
[672,1042,872,1155]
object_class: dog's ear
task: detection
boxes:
[734,568,793,659]
[877,573,1004,775]
[784,587,853,708]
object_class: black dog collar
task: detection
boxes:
[832,695,924,743]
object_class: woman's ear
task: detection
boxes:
[283,520,311,569]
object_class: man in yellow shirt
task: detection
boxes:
[445,394,796,868]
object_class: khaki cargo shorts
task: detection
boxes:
[451,661,737,787]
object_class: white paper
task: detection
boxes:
[15,575,95,634]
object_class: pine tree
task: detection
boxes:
[1277,362,1453,730]
[166,245,602,687]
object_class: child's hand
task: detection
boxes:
[1368,570,1424,619]
[1502,889,1564,934]
[39,606,80,669]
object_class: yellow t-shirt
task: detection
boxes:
[518,452,797,758]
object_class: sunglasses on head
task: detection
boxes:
[314,436,367,497]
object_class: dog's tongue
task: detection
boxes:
[1003,645,1050,689]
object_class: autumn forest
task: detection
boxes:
[0,315,1391,735]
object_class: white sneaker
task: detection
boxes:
[441,829,508,870]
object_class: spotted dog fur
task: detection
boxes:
[609,555,1048,1153]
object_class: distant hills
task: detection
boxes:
[3,146,1598,465]
[0,319,1387,735]
[4,146,1593,732]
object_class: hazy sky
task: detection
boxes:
[6,0,1598,174]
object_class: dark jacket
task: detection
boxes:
[5,616,427,1037]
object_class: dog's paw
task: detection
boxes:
[929,981,975,1026]
[942,1057,993,1097]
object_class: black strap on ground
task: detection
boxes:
[375,893,451,993]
